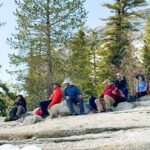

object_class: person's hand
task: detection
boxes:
[66,96,70,99]
[78,95,83,99]
[112,90,116,94]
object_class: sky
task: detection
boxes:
[0,0,149,83]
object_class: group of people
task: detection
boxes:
[4,73,149,121]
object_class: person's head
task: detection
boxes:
[16,95,23,100]
[62,79,73,87]
[137,75,145,82]
[102,79,111,88]
[52,83,60,89]
[116,73,122,80]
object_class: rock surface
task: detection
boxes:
[1,97,150,150]
[48,101,91,118]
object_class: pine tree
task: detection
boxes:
[143,16,150,81]
[8,0,87,106]
[66,29,94,96]
[102,0,147,73]
[0,82,16,116]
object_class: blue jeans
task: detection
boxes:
[66,97,84,115]
[121,88,128,98]
[89,96,97,111]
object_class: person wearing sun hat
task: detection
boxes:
[39,82,62,118]
[62,78,85,115]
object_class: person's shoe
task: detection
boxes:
[4,117,13,122]
[72,113,78,116]
[98,109,106,113]
[80,112,85,115]
[106,109,113,112]
[13,116,18,120]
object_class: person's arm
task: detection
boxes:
[114,80,119,89]
[76,86,83,99]
[48,90,62,109]
[135,83,138,93]
[141,82,148,92]
[49,92,54,100]
[110,85,116,94]
[63,88,68,99]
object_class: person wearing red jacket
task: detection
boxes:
[96,79,126,112]
[39,83,62,117]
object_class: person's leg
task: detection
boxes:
[122,88,128,98]
[66,98,76,115]
[16,105,26,119]
[78,98,85,114]
[89,96,97,111]
[104,95,115,111]
[39,100,51,116]
[95,99,105,112]
[113,96,126,107]
[140,91,147,97]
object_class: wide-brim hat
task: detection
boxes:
[52,82,60,87]
[135,73,145,80]
[62,78,73,85]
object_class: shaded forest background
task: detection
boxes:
[0,0,150,116]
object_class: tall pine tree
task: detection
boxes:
[102,0,147,73]
[143,16,150,81]
[8,0,87,106]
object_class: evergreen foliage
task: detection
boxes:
[0,82,16,116]
[143,16,150,81]
[102,0,147,72]
[8,0,87,106]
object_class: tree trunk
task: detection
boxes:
[46,0,53,97]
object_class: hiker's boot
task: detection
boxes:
[4,117,13,122]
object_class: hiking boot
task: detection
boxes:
[106,109,113,112]
[72,113,78,116]
[4,117,13,122]
[13,116,18,120]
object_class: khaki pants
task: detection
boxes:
[96,95,115,112]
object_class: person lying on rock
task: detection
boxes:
[39,83,62,118]
[135,74,148,99]
[4,95,27,122]
[63,78,85,115]
[96,79,126,112]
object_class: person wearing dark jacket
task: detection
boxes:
[114,73,128,98]
[4,95,27,121]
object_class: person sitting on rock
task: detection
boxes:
[4,95,27,121]
[135,74,148,99]
[63,78,85,115]
[39,83,62,118]
[96,79,126,112]
[114,73,128,99]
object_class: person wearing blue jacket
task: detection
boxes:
[63,79,84,115]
